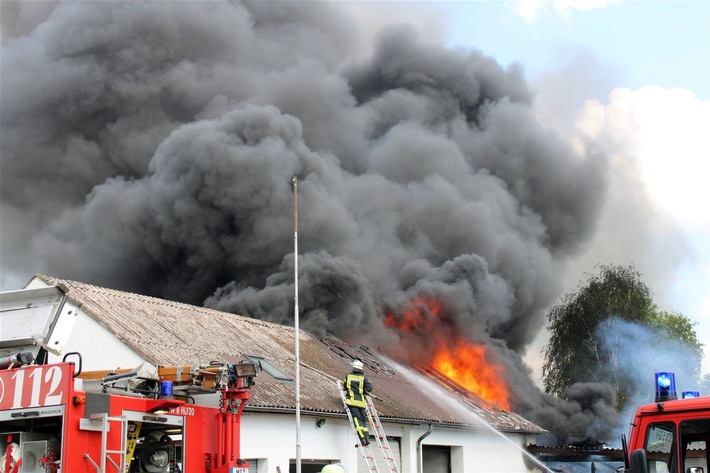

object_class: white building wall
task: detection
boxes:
[242,413,359,473]
[46,310,147,370]
[415,426,540,472]
[242,413,540,473]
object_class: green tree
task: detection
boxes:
[543,264,705,410]
[646,309,702,349]
[646,309,704,382]
[543,264,655,404]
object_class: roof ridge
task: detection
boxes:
[35,274,286,329]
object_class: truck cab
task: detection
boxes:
[624,372,709,473]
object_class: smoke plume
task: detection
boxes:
[2,1,615,443]
[596,317,701,399]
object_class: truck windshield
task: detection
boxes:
[680,419,709,473]
[645,422,675,473]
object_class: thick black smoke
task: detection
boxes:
[1,1,614,443]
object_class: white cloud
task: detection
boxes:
[509,0,621,22]
[554,0,622,13]
[585,87,708,248]
[628,87,710,230]
[575,85,710,232]
[508,0,548,22]
[699,294,710,319]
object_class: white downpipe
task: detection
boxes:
[417,423,434,473]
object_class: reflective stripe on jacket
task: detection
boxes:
[344,371,372,408]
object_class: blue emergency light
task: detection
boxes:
[159,380,174,399]
[654,372,677,402]
[682,391,700,399]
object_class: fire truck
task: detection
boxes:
[623,372,709,473]
[0,286,257,473]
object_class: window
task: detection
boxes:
[680,419,709,473]
[423,445,451,473]
[244,459,258,473]
[243,354,293,383]
[645,422,676,473]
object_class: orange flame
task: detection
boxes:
[384,295,442,331]
[432,341,510,410]
[385,295,511,410]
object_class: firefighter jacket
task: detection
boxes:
[344,369,373,408]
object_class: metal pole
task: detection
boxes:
[292,176,301,473]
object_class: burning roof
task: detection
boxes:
[29,275,545,433]
[384,294,511,410]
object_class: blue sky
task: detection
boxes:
[444,1,710,100]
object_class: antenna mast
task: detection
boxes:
[292,176,301,473]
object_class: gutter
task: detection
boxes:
[416,423,434,473]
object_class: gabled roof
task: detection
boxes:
[32,274,545,433]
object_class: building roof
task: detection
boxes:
[32,274,545,433]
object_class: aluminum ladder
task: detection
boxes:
[365,395,399,473]
[82,413,127,472]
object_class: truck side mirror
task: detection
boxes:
[621,433,630,470]
[625,449,649,473]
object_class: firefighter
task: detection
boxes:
[343,359,373,446]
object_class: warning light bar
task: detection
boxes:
[654,372,677,402]
[682,391,700,399]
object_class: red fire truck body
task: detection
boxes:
[1,359,255,473]
[624,396,710,473]
[623,375,709,473]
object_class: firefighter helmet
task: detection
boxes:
[351,359,363,370]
